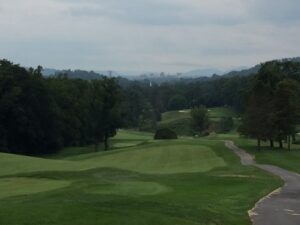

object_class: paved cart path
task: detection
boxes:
[225,141,300,225]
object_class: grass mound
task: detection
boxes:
[87,181,170,196]
[83,143,226,174]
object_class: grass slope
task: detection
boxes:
[0,130,281,225]
[158,107,238,136]
[79,142,226,174]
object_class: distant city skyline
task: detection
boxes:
[1,0,300,73]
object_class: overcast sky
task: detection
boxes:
[0,0,300,73]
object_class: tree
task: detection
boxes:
[100,77,122,150]
[0,60,61,155]
[190,106,209,133]
[239,79,274,150]
[88,78,121,151]
[167,94,187,111]
[218,117,234,133]
[272,79,300,150]
[239,61,300,150]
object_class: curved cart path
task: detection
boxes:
[225,140,300,225]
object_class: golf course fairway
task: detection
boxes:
[0,130,281,225]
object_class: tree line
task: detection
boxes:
[1,59,299,155]
[239,61,300,150]
[0,60,121,155]
[119,75,250,132]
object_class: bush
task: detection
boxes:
[154,128,178,140]
[191,106,209,132]
[217,117,234,133]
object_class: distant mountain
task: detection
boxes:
[59,70,103,80]
[42,68,58,76]
[183,68,225,77]
[40,56,300,81]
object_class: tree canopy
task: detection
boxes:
[0,60,121,155]
[239,61,300,150]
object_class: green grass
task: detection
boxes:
[0,178,70,199]
[77,142,227,174]
[86,181,170,196]
[0,130,281,225]
[47,129,153,159]
[208,107,237,119]
[209,132,300,174]
[158,110,194,136]
[158,107,238,136]
[234,138,300,174]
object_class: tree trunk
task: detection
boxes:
[104,133,109,151]
[257,139,261,151]
[270,139,274,150]
[288,135,291,151]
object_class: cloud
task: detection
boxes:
[245,0,300,23]
[65,0,248,26]
[0,0,299,72]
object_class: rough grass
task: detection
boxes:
[0,130,281,225]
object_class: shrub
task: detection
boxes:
[154,128,178,140]
[191,106,209,132]
[217,117,234,133]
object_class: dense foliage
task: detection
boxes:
[190,106,209,133]
[0,60,121,155]
[239,61,300,150]
[119,75,250,131]
[154,128,178,140]
[2,58,299,154]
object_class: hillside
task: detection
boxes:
[158,107,238,136]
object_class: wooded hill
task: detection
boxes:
[0,58,299,155]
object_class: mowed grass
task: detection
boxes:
[158,107,238,136]
[48,129,153,159]
[158,110,194,136]
[86,181,170,196]
[234,137,300,174]
[78,143,227,174]
[0,178,70,199]
[0,142,224,176]
[209,132,300,174]
[0,130,281,225]
[208,107,237,121]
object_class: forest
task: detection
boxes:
[0,59,299,155]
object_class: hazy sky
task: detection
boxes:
[1,0,300,73]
